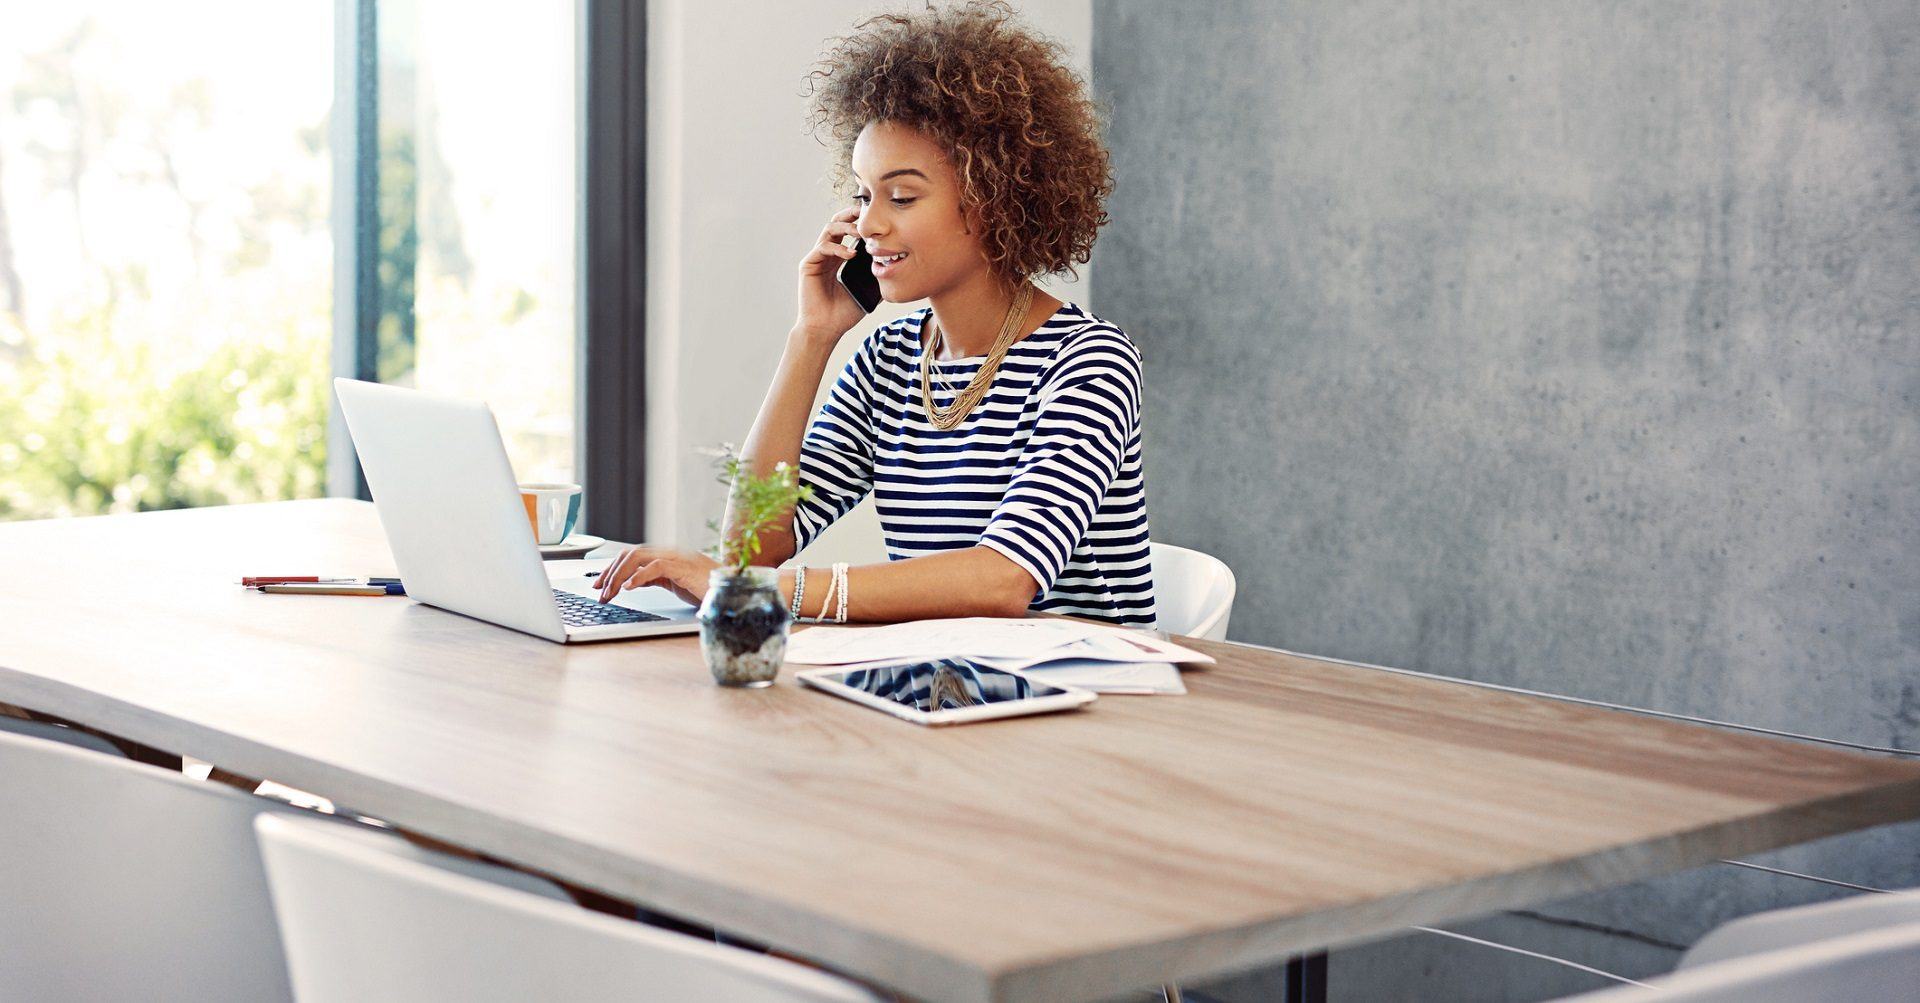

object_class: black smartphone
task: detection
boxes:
[837,240,884,314]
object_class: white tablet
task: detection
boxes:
[796,658,1097,726]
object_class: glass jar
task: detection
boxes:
[696,566,790,687]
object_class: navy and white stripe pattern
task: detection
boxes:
[791,301,1156,628]
[839,660,1046,712]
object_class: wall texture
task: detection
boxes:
[1091,2,1919,999]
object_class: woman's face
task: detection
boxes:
[849,120,989,302]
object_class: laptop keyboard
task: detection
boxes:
[553,589,671,627]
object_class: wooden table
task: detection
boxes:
[3,500,1917,1002]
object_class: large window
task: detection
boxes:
[360,0,579,486]
[0,4,334,519]
[1,1,620,526]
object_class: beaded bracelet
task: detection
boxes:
[789,566,807,620]
[831,561,850,623]
[813,566,840,624]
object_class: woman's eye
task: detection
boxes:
[890,198,916,207]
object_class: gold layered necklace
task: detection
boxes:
[921,284,1034,431]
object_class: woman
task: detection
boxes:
[599,0,1155,628]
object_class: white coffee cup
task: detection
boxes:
[519,482,582,546]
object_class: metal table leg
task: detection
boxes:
[1284,951,1328,1003]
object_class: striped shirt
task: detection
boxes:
[791,301,1157,628]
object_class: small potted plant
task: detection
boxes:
[696,445,814,687]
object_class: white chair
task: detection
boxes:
[255,813,889,1003]
[0,713,125,757]
[0,728,305,1001]
[1678,887,1920,969]
[1149,541,1236,640]
[1559,921,1920,1001]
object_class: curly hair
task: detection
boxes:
[803,1,1114,284]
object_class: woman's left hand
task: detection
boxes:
[596,546,719,607]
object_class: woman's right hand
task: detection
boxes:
[795,206,871,346]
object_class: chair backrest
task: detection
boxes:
[255,813,888,1003]
[0,714,125,758]
[1679,888,1920,970]
[0,729,299,1001]
[1558,922,1920,1002]
[1149,541,1237,640]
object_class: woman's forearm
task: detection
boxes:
[778,546,1038,622]
[725,328,838,566]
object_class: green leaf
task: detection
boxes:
[706,444,811,573]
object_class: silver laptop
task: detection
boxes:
[333,378,700,643]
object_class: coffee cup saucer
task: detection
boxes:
[537,533,607,560]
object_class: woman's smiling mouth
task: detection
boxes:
[870,249,909,277]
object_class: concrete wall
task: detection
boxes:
[1091,2,1920,999]
[645,0,1090,564]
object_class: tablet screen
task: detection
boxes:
[823,659,1070,713]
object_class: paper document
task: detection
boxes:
[784,617,1098,664]
[963,631,1212,671]
[1016,660,1187,695]
[783,617,1212,695]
